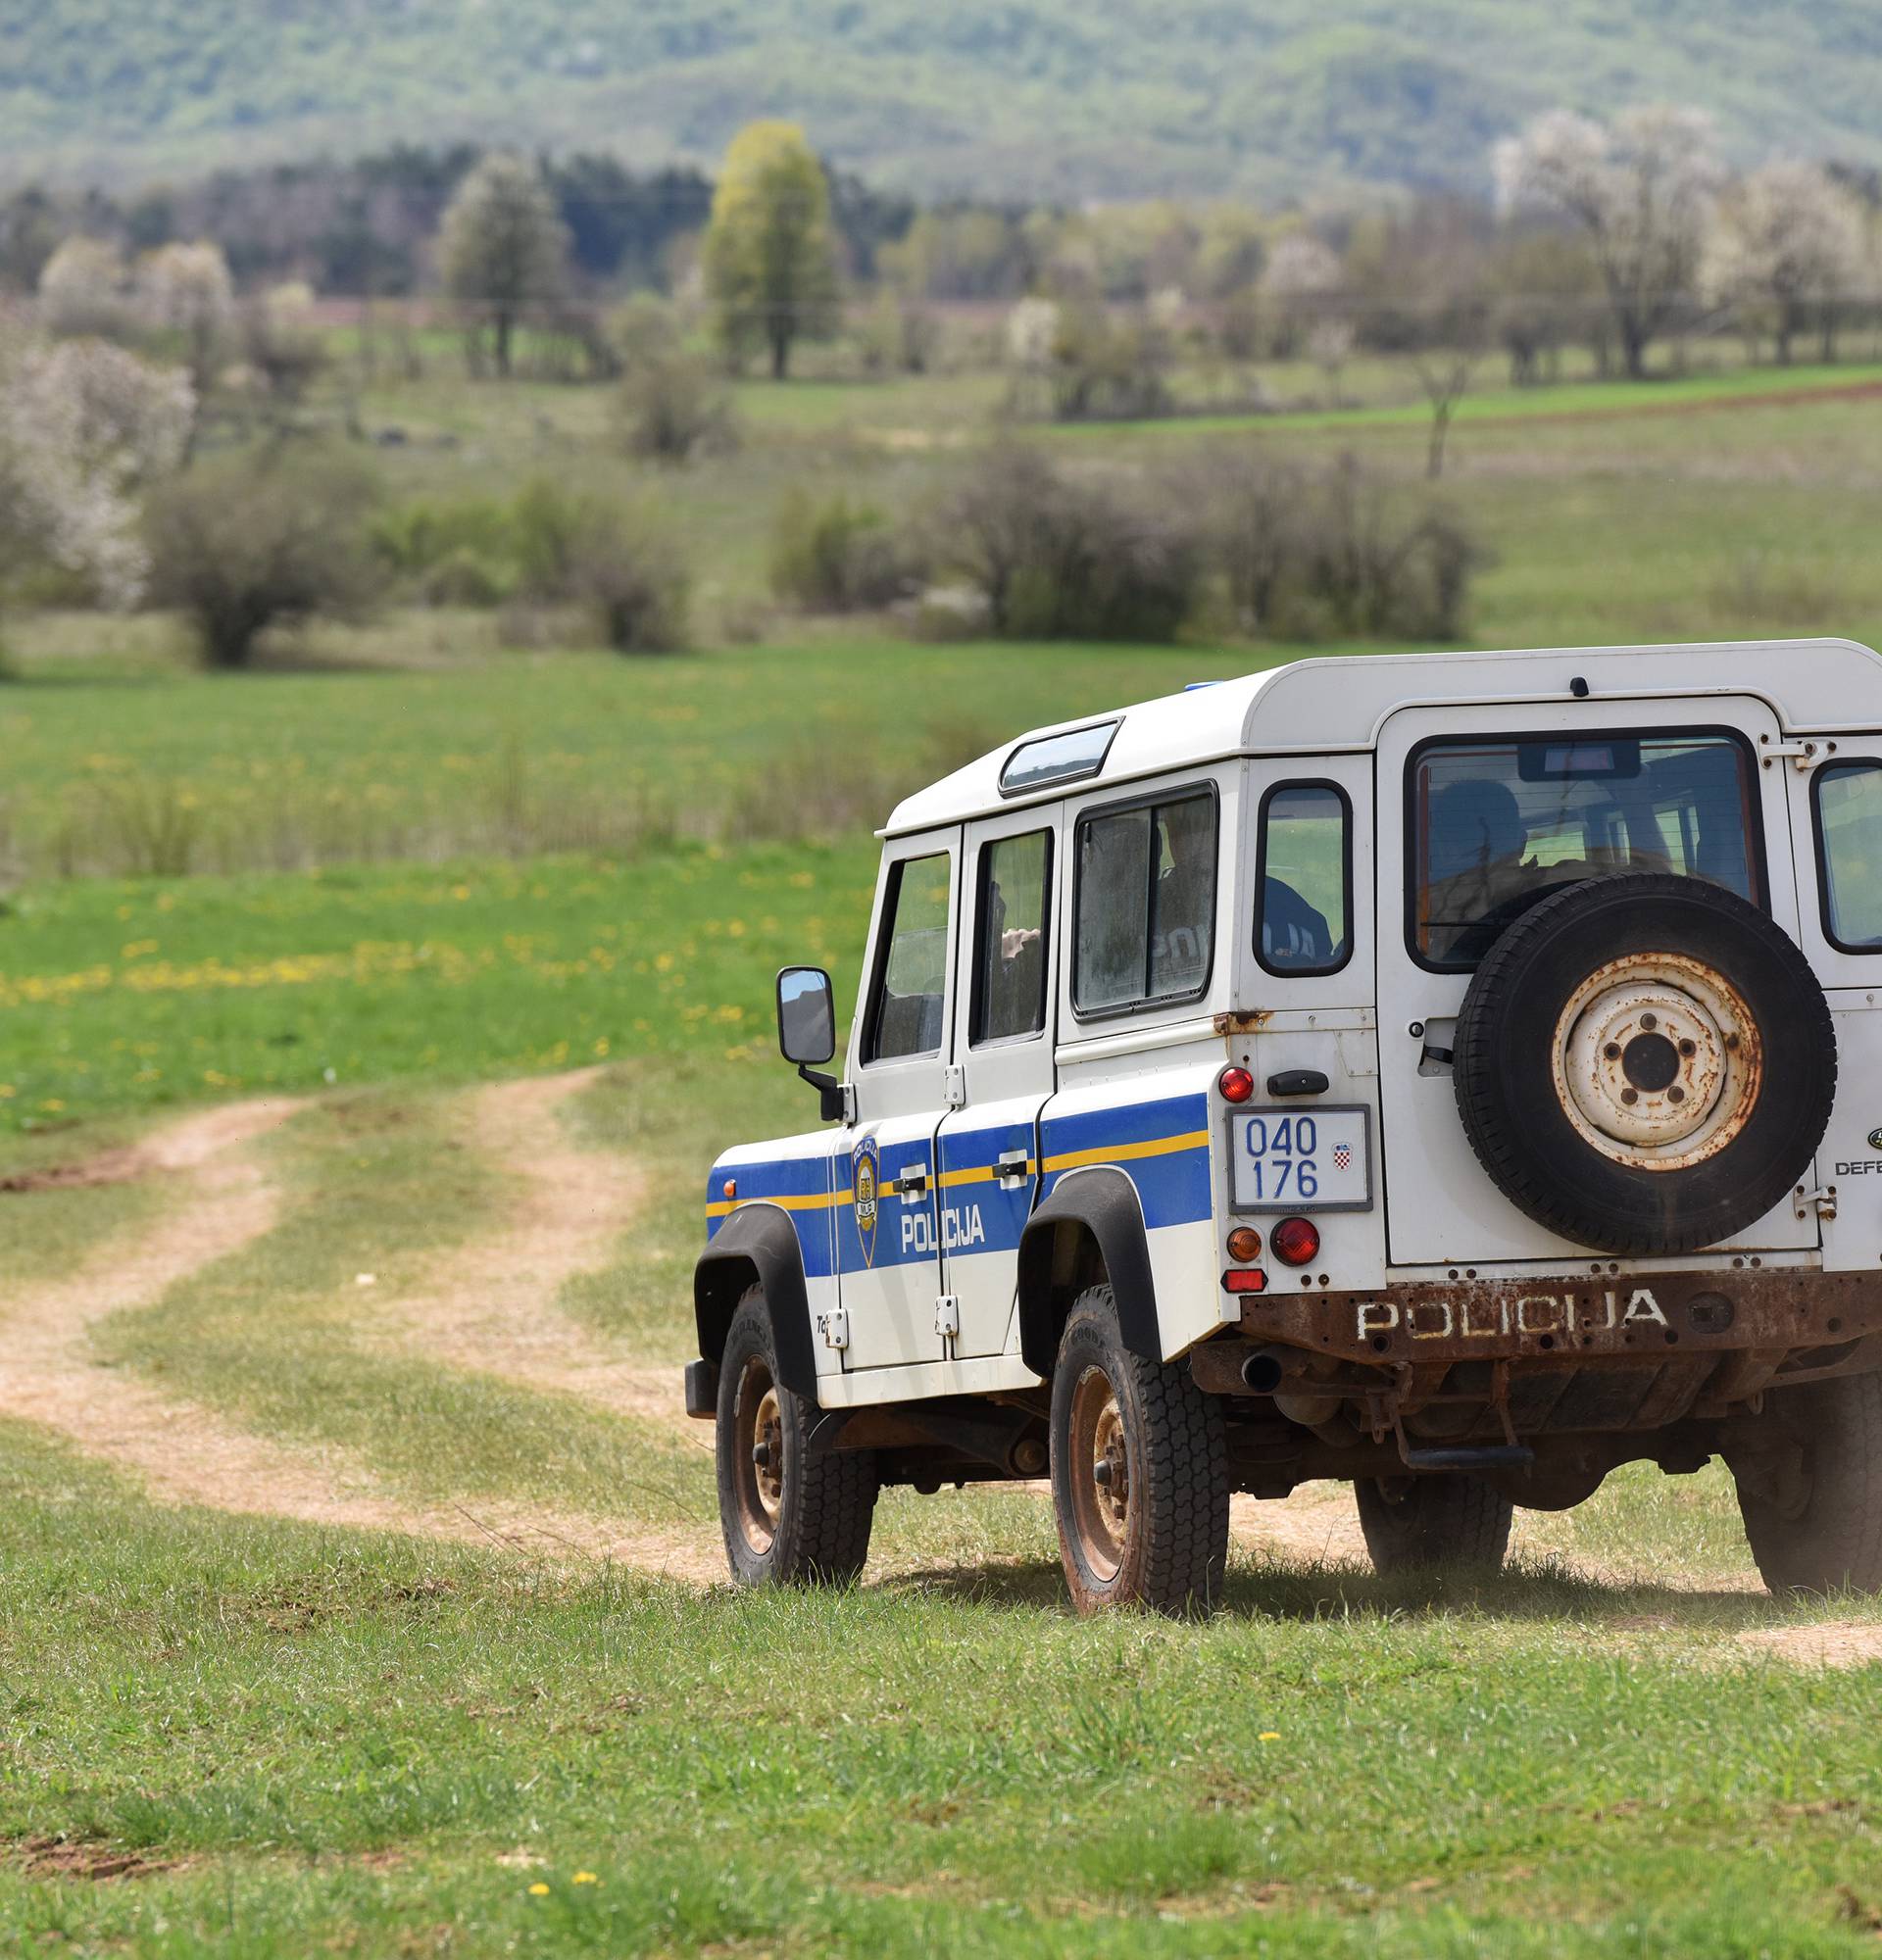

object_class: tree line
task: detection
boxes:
[8,104,1881,392]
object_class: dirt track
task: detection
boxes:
[0,1072,1780,1608]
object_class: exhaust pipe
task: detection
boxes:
[1240,1345,1348,1434]
[1241,1347,1287,1393]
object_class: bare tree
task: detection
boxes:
[438,154,570,379]
[1495,105,1723,379]
[1707,160,1867,365]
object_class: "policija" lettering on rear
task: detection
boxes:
[1354,1289,1668,1342]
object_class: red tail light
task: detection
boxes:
[1221,1267,1268,1294]
[1270,1216,1320,1267]
[1218,1066,1255,1103]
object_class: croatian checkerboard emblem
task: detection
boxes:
[1333,1143,1352,1172]
[852,1138,880,1268]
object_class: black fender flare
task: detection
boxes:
[1015,1165,1159,1378]
[694,1205,820,1402]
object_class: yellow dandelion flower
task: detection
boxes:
[1260,1732,1281,1742]
[527,1882,551,1896]
[572,1872,598,1886]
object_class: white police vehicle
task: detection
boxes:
[692,639,1882,1611]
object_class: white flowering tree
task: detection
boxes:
[36,236,130,339]
[1261,232,1345,359]
[1707,161,1868,365]
[137,240,235,394]
[1494,105,1724,379]
[1005,296,1061,370]
[0,335,195,612]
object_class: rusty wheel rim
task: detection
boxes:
[1551,952,1761,1171]
[1066,1365,1130,1582]
[732,1356,784,1555]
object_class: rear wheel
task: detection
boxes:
[1048,1286,1228,1615]
[717,1287,877,1588]
[1356,1474,1513,1574]
[1735,1373,1882,1594]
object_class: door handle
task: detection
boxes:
[895,1166,930,1196]
[995,1149,1032,1184]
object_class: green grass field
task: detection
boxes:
[7,349,1882,1955]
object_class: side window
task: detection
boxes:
[865,853,952,1063]
[1257,783,1351,975]
[1073,788,1216,1013]
[1815,761,1882,951]
[971,830,1053,1045]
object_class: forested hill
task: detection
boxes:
[6,0,1882,197]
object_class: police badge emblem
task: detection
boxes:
[853,1137,880,1268]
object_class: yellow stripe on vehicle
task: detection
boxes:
[704,1189,851,1220]
[937,1161,1033,1189]
[1042,1129,1211,1174]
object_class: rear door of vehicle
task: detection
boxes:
[934,809,1062,1358]
[1374,695,1819,1265]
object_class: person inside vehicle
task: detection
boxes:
[1151,801,1213,990]
[1261,874,1333,968]
[1422,777,1595,961]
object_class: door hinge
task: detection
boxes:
[934,1295,960,1339]
[1759,738,1835,771]
[1795,1184,1838,1222]
[818,1307,850,1350]
[943,1064,966,1108]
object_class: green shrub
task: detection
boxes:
[370,496,513,579]
[1187,443,1483,643]
[768,490,914,612]
[147,446,384,668]
[419,545,513,609]
[498,481,689,654]
[928,444,1200,642]
[613,355,737,463]
[566,513,690,653]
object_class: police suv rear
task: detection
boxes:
[692,639,1882,1612]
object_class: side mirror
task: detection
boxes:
[776,966,836,1065]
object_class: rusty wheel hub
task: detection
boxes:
[1067,1365,1130,1581]
[1552,952,1761,1171]
[732,1358,784,1554]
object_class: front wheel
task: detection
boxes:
[1048,1285,1228,1615]
[1356,1474,1513,1574]
[1735,1373,1882,1595]
[717,1287,877,1587]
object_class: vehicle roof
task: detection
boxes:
[882,637,1882,837]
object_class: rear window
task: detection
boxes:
[1410,731,1760,969]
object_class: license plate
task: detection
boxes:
[1227,1105,1372,1212]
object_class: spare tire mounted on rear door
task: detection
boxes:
[1451,871,1836,1255]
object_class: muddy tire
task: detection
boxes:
[1048,1285,1228,1615]
[1356,1475,1513,1574]
[717,1286,876,1588]
[1453,872,1835,1255]
[1735,1373,1882,1595]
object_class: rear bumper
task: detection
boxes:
[1231,1268,1882,1369]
